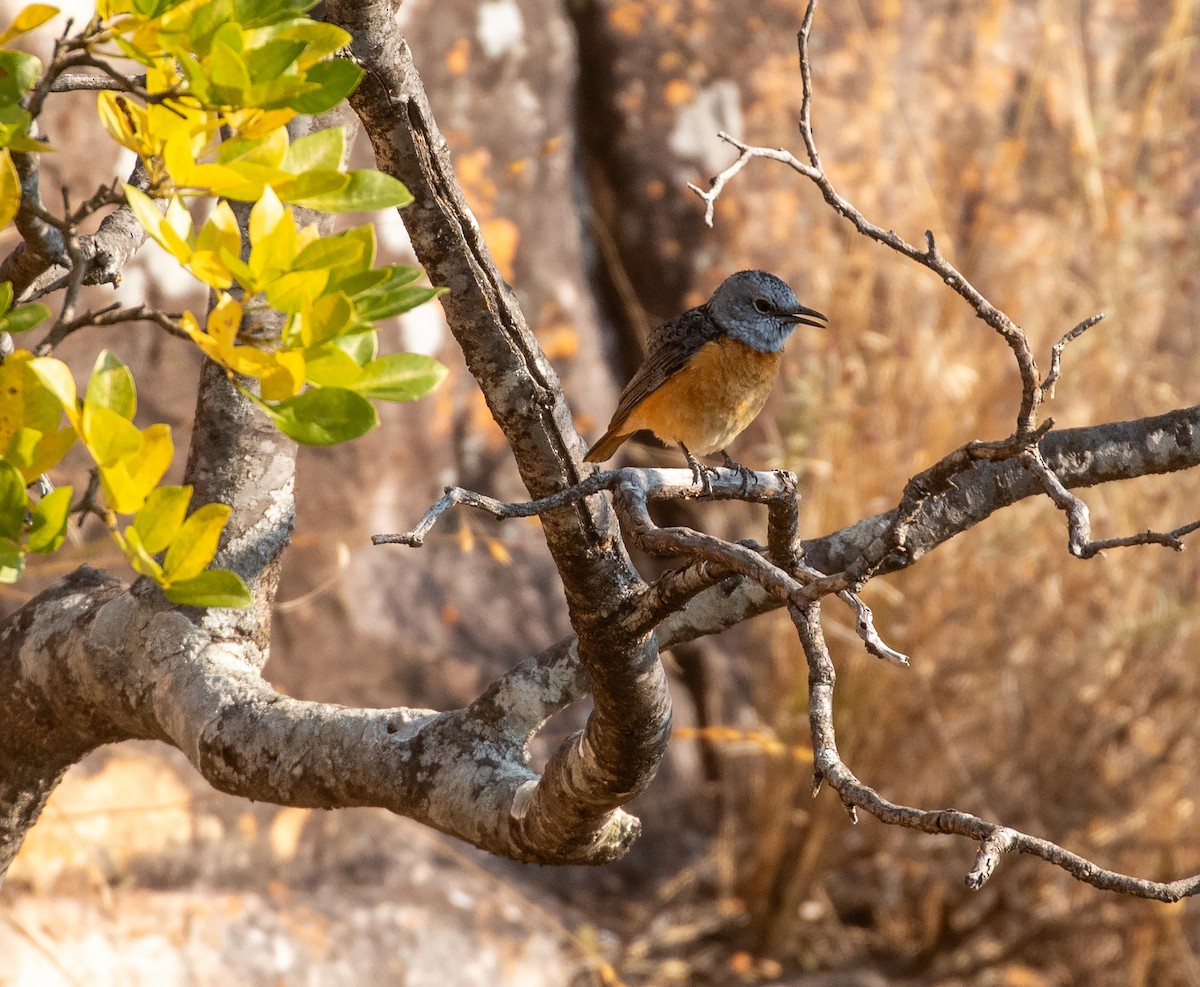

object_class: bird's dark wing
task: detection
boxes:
[607,304,722,430]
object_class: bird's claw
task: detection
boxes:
[720,451,757,494]
[682,444,716,495]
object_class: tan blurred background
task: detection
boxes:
[3,0,1200,984]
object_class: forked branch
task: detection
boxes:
[794,601,1200,900]
[686,0,1200,896]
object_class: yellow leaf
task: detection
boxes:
[96,0,130,18]
[187,250,233,289]
[221,127,289,169]
[98,92,150,157]
[249,215,298,284]
[180,311,223,363]
[0,5,59,47]
[224,109,296,140]
[101,424,173,514]
[258,351,305,401]
[123,185,170,252]
[82,404,143,467]
[206,293,242,351]
[163,195,193,245]
[195,200,241,257]
[27,357,79,429]
[121,526,165,580]
[163,502,231,582]
[0,150,19,229]
[248,185,284,247]
[456,521,475,554]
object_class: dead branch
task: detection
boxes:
[794,601,1200,900]
[683,0,1200,899]
[378,467,910,666]
[1022,447,1199,559]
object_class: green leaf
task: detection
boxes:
[0,301,51,335]
[0,458,25,540]
[0,51,42,107]
[0,541,22,583]
[0,281,11,316]
[271,21,348,68]
[281,126,343,173]
[303,290,352,347]
[291,235,362,272]
[272,169,346,203]
[353,353,447,403]
[162,502,231,582]
[265,387,377,445]
[19,426,75,481]
[331,268,388,297]
[245,76,317,111]
[234,0,316,29]
[289,170,413,213]
[244,38,306,80]
[133,484,193,554]
[326,225,376,281]
[303,346,361,387]
[209,38,252,96]
[28,484,72,553]
[162,568,251,608]
[84,350,136,420]
[333,329,376,364]
[355,284,445,323]
[287,58,363,114]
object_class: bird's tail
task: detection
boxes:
[584,428,630,463]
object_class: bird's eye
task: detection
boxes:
[753,298,772,314]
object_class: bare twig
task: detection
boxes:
[688,2,1043,437]
[379,468,910,665]
[34,303,189,355]
[1042,313,1105,401]
[794,601,1200,899]
[49,71,148,93]
[679,0,1200,901]
[1022,448,1198,559]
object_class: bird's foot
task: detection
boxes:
[720,451,757,494]
[681,444,716,495]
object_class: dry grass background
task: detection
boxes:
[638,1,1200,983]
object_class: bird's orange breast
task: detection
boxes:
[620,337,783,455]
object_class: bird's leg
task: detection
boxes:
[680,443,715,495]
[720,450,757,493]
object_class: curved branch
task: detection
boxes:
[656,405,1200,649]
[690,1,1043,436]
[793,602,1200,901]
[0,576,633,872]
[323,0,684,860]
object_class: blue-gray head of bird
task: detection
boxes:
[708,269,827,353]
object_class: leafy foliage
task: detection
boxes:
[0,0,447,604]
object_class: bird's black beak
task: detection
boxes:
[786,304,828,329]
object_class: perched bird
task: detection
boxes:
[584,269,826,485]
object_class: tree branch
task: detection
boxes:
[794,601,1200,900]
[325,0,673,860]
